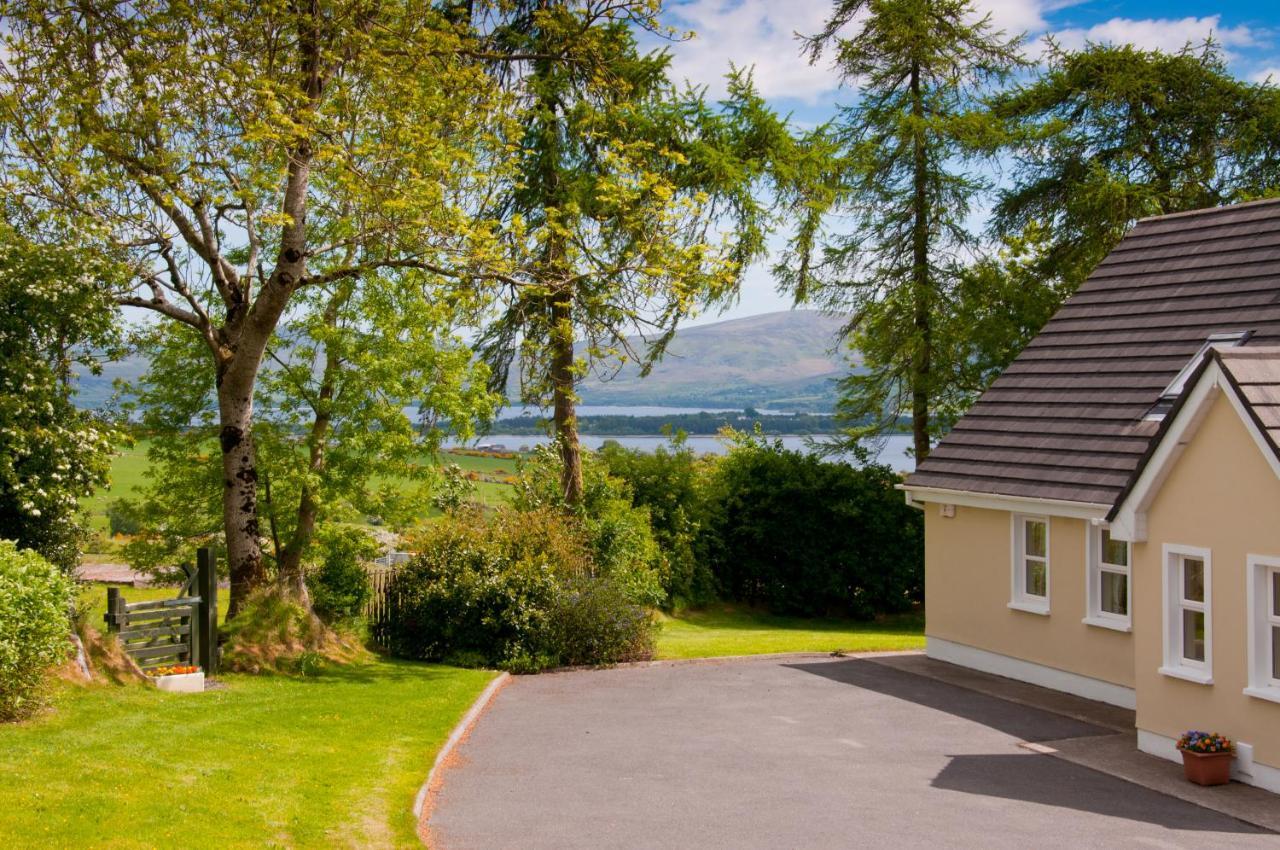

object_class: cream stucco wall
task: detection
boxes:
[924,505,1134,689]
[1133,390,1280,771]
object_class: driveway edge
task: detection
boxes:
[414,670,511,843]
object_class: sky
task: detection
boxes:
[658,0,1280,326]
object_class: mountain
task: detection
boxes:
[72,310,855,413]
[574,310,853,411]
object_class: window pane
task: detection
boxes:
[1101,530,1128,567]
[1272,571,1280,618]
[1025,559,1046,598]
[1182,610,1206,662]
[1272,626,1280,682]
[1025,520,1046,558]
[1101,571,1128,616]
[1182,558,1205,603]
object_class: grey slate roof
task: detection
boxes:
[905,197,1280,507]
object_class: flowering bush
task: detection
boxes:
[149,665,199,677]
[1177,730,1233,754]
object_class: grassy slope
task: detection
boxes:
[655,605,924,659]
[0,660,494,849]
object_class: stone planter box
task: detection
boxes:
[152,671,205,693]
[1180,749,1234,786]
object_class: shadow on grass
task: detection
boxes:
[668,603,924,634]
[933,753,1272,835]
[283,656,493,687]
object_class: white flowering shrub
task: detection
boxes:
[0,541,73,721]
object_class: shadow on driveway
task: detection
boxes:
[790,659,1271,836]
[933,753,1269,835]
[786,659,1110,742]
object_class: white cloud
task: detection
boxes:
[1251,66,1280,84]
[660,0,838,104]
[1050,15,1260,56]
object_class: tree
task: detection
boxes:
[991,40,1280,292]
[0,228,122,571]
[778,0,1024,460]
[477,0,796,504]
[0,1,511,614]
[119,270,495,595]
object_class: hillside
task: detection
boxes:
[72,310,854,413]
[574,310,853,410]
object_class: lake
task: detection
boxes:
[450,404,916,472]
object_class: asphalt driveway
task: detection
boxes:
[426,656,1275,850]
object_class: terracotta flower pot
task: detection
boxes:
[1179,749,1233,786]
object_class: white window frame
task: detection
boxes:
[1160,544,1213,685]
[1084,524,1132,632]
[1244,555,1280,705]
[1009,514,1050,615]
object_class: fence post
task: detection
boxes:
[104,586,124,633]
[196,547,219,674]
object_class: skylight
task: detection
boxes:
[1145,331,1252,421]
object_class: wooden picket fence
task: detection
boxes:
[104,548,219,673]
[366,552,410,649]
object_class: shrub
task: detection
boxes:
[599,438,716,606]
[386,507,655,672]
[513,446,666,607]
[549,576,657,666]
[105,499,143,537]
[698,433,923,619]
[307,526,379,624]
[0,541,73,720]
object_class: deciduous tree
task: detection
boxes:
[0,0,511,613]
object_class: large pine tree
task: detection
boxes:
[778,0,1024,460]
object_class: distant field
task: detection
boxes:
[81,440,518,538]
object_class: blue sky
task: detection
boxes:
[658,0,1280,325]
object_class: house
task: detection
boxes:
[901,198,1280,794]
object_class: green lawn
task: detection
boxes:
[655,604,925,659]
[0,660,494,849]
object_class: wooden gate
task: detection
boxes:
[105,548,220,674]
[366,564,395,648]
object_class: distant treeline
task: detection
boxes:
[489,410,842,436]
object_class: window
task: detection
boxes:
[1161,545,1212,684]
[1245,556,1280,704]
[1085,525,1131,631]
[1010,515,1050,614]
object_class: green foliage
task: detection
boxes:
[306,526,379,625]
[548,575,657,667]
[386,507,655,672]
[0,230,123,571]
[104,500,142,538]
[513,446,666,607]
[431,463,481,514]
[778,0,1025,457]
[991,40,1280,291]
[0,541,73,721]
[698,433,923,619]
[599,437,716,606]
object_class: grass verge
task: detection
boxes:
[0,659,494,849]
[655,604,925,660]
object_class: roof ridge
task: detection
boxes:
[1136,196,1280,224]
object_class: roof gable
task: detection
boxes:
[905,197,1280,507]
[1108,348,1280,541]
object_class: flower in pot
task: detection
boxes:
[1176,731,1234,786]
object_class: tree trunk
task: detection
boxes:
[550,284,583,505]
[217,361,267,618]
[909,61,932,463]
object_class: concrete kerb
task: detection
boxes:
[414,671,511,838]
